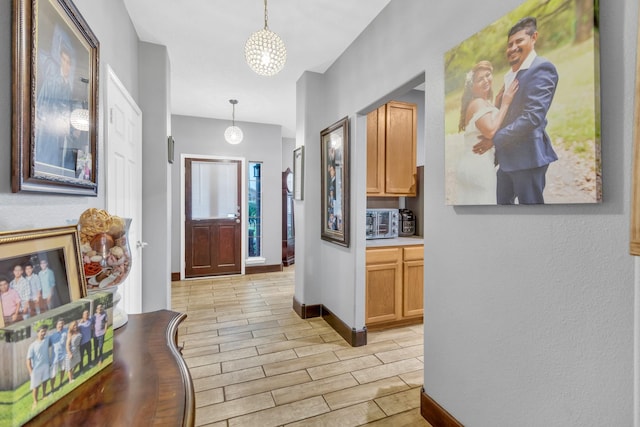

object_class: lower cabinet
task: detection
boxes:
[365,245,423,327]
[365,247,402,324]
[402,246,424,318]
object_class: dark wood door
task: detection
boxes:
[185,158,242,278]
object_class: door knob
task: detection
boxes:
[136,241,148,249]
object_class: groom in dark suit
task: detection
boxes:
[491,17,558,204]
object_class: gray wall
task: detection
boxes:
[171,115,283,272]
[0,0,174,314]
[0,0,139,230]
[282,137,295,172]
[295,0,635,425]
[1,0,637,423]
[139,42,172,311]
[294,72,325,306]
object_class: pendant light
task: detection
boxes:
[244,0,287,76]
[224,99,243,145]
[70,77,90,131]
[70,107,89,131]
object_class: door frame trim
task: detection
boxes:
[180,154,247,280]
[105,65,143,313]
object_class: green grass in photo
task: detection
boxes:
[0,328,113,427]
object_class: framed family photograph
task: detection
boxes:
[320,117,350,247]
[0,226,86,328]
[12,0,100,196]
[444,0,600,206]
[293,146,304,201]
[0,291,113,426]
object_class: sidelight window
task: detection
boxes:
[248,162,262,259]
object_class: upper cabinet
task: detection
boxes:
[366,101,417,197]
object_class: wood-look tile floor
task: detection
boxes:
[171,267,431,427]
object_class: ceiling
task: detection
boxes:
[122,0,392,139]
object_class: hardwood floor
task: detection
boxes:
[171,267,431,427]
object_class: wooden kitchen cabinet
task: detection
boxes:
[366,245,423,327]
[366,101,417,197]
[402,246,424,318]
[365,247,402,324]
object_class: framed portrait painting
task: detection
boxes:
[320,117,350,247]
[12,0,100,196]
[0,226,86,327]
[443,0,601,206]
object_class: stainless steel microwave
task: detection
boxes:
[366,208,399,239]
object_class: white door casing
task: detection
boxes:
[106,66,143,314]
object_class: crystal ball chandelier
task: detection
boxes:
[245,0,286,76]
[224,99,243,145]
[224,125,243,145]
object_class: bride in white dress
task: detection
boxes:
[455,60,518,205]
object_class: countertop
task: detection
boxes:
[366,236,424,248]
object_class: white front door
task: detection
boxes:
[106,66,143,314]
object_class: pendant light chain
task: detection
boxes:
[232,102,236,126]
[225,99,243,145]
[264,0,268,29]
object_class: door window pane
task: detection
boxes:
[191,161,238,219]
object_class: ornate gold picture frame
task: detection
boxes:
[320,117,350,247]
[0,226,86,327]
[12,0,100,195]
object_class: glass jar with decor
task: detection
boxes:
[77,208,131,328]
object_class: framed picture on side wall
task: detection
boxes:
[443,0,601,206]
[320,116,350,247]
[12,0,100,196]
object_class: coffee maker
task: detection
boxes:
[398,209,416,237]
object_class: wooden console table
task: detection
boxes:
[26,310,195,426]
